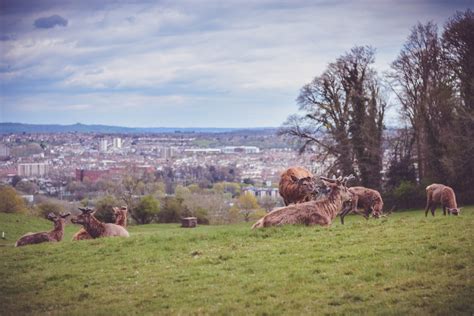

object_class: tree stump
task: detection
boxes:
[181,217,197,228]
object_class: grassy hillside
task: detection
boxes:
[1,208,473,315]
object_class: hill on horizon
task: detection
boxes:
[0,122,277,134]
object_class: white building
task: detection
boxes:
[0,144,10,157]
[222,146,260,154]
[99,139,108,152]
[113,137,122,149]
[184,148,221,155]
[17,163,50,177]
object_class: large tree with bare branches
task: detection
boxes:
[280,46,385,189]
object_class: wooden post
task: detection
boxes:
[181,217,197,228]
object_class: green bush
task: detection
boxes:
[36,201,64,218]
[94,195,121,223]
[0,185,27,214]
[133,195,160,224]
[158,196,184,223]
[390,181,425,210]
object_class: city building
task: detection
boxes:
[17,163,50,177]
[222,146,260,154]
[113,137,122,149]
[0,144,10,157]
[243,186,279,198]
[99,139,108,152]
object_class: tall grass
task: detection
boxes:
[1,208,473,315]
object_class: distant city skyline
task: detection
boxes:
[0,0,471,128]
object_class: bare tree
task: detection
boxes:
[389,22,456,183]
[280,46,386,189]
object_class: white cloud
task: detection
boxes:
[1,0,472,126]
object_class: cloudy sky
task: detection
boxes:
[0,0,471,128]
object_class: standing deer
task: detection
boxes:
[71,207,129,239]
[338,186,384,224]
[15,212,71,247]
[425,184,460,216]
[252,175,354,228]
[278,166,319,206]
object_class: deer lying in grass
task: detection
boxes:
[278,166,319,206]
[252,175,354,228]
[72,206,129,240]
[71,207,129,239]
[15,212,70,247]
[338,186,384,224]
[425,183,460,216]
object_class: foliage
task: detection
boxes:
[158,196,183,223]
[36,200,64,218]
[1,208,473,314]
[280,46,385,189]
[235,193,260,222]
[133,195,161,225]
[0,185,27,214]
[389,181,425,210]
[93,195,121,223]
[212,182,241,197]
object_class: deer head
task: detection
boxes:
[448,207,461,216]
[290,175,319,198]
[320,174,354,203]
[71,207,95,225]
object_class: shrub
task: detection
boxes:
[94,195,121,223]
[390,181,425,210]
[133,195,160,224]
[0,185,27,213]
[158,196,183,223]
[36,201,64,218]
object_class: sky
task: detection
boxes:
[0,0,472,128]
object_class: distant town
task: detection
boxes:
[0,128,324,203]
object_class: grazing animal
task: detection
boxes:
[253,175,354,228]
[279,167,319,206]
[339,186,384,224]
[72,206,129,240]
[71,207,129,239]
[425,184,460,216]
[15,212,70,247]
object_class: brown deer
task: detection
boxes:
[112,206,128,227]
[72,206,129,240]
[279,167,319,206]
[425,183,460,216]
[338,186,384,224]
[71,207,129,239]
[253,175,354,228]
[15,212,71,247]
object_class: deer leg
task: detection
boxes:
[443,206,447,216]
[430,205,436,217]
[339,206,351,225]
[425,203,431,217]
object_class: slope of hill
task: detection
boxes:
[1,208,473,314]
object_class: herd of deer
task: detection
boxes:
[14,167,461,247]
[252,166,460,228]
[15,206,129,247]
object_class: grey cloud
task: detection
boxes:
[34,15,68,29]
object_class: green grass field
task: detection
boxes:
[1,208,473,315]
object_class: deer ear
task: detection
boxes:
[290,175,299,182]
[60,212,71,218]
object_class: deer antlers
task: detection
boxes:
[320,174,355,185]
[78,207,94,214]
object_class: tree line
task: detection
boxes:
[280,10,474,207]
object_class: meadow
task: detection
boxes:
[1,208,473,315]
